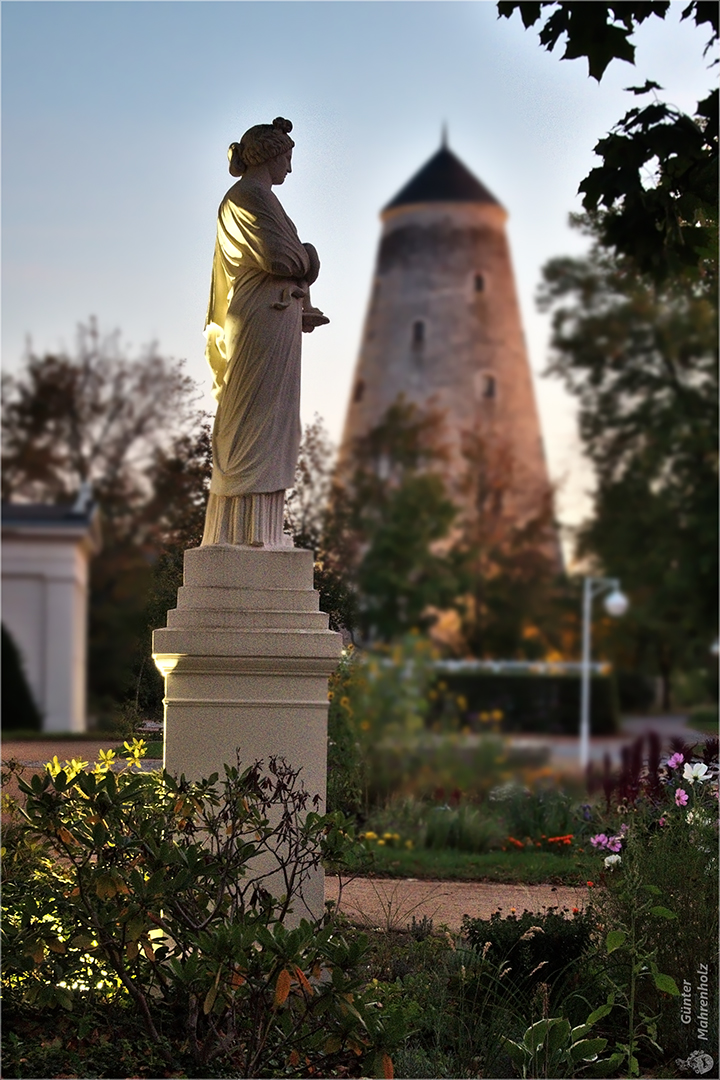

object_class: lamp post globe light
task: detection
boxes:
[580,577,629,770]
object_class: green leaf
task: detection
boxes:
[499,1036,528,1067]
[653,972,680,995]
[546,1017,571,1054]
[586,1003,613,1026]
[648,905,677,920]
[523,1019,551,1052]
[606,930,626,954]
[570,1037,609,1062]
[203,985,218,1014]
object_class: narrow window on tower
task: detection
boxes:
[412,320,425,347]
[475,370,497,401]
[474,273,485,293]
[353,379,365,403]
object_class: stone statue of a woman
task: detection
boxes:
[201,117,328,548]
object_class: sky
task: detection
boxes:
[2,1,713,549]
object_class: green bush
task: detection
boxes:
[585,737,719,1066]
[2,624,43,732]
[327,647,364,817]
[2,747,406,1078]
[491,787,592,846]
[424,804,504,853]
[441,671,619,735]
[462,907,595,1013]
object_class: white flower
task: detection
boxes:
[683,762,709,785]
[686,809,712,828]
[604,854,622,870]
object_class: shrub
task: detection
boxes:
[439,670,619,735]
[327,647,364,817]
[492,787,592,847]
[1,624,43,732]
[462,907,595,1013]
[423,804,504,854]
[585,735,719,1065]
[2,747,404,1078]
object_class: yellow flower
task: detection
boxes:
[340,696,350,709]
[405,839,414,850]
[376,839,386,846]
[457,695,468,711]
[66,758,89,779]
[382,832,394,840]
[479,711,490,722]
[364,831,377,841]
[360,720,371,731]
[46,756,62,778]
[327,690,334,701]
[491,709,504,721]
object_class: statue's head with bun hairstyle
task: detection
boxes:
[228,117,295,177]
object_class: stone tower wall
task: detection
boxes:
[340,201,554,528]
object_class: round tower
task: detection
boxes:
[340,140,556,536]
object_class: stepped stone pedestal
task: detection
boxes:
[152,545,342,920]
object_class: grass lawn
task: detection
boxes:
[689,716,719,735]
[362,845,597,885]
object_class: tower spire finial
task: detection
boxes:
[441,122,448,149]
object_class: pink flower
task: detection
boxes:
[619,823,629,834]
[667,752,684,769]
[659,816,667,827]
[590,833,608,848]
[675,789,689,807]
[606,836,623,852]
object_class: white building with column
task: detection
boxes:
[2,495,101,732]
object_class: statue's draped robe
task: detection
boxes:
[202,178,310,546]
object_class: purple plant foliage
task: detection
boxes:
[701,737,719,766]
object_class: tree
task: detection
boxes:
[539,215,718,704]
[498,2,718,281]
[325,399,461,643]
[2,319,210,717]
[284,416,358,634]
[448,428,565,659]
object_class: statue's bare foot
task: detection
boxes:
[302,307,330,332]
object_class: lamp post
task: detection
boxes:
[580,577,629,770]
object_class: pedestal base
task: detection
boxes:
[152,545,341,921]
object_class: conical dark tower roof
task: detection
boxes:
[384,145,502,212]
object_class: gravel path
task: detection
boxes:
[325,876,588,932]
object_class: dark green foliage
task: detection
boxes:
[1,319,211,721]
[285,416,358,633]
[2,753,405,1077]
[540,215,718,706]
[462,906,595,1011]
[327,398,461,643]
[440,670,619,734]
[1,624,42,732]
[616,670,655,714]
[495,787,591,843]
[498,3,718,281]
[326,651,364,818]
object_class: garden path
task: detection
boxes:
[325,875,589,932]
